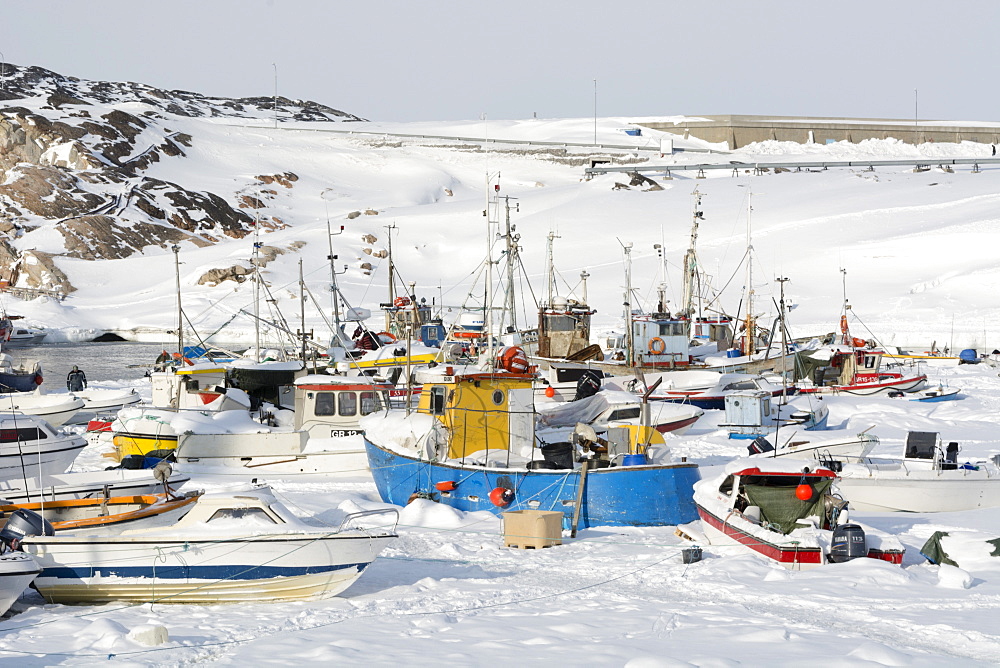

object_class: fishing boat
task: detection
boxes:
[172,374,392,475]
[70,388,142,411]
[834,431,1000,512]
[797,346,927,396]
[693,458,905,570]
[0,416,86,482]
[8,487,398,603]
[363,354,701,529]
[0,552,40,615]
[650,372,788,410]
[721,391,829,440]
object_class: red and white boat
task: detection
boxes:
[798,347,926,396]
[693,458,904,570]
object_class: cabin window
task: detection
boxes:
[607,407,641,421]
[206,508,277,525]
[360,391,383,415]
[339,392,358,416]
[659,322,685,336]
[864,355,877,369]
[543,314,577,332]
[430,386,447,415]
[0,428,45,442]
[314,392,336,416]
[492,390,504,405]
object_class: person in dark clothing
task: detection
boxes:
[67,365,87,392]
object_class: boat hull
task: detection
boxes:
[364,439,701,527]
[836,472,1000,512]
[23,534,393,604]
[0,553,40,614]
[0,438,86,482]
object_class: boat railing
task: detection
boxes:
[336,507,400,535]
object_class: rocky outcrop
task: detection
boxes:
[196,241,305,286]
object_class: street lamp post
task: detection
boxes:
[593,79,597,145]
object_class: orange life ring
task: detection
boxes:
[377,331,397,342]
[452,330,483,339]
[496,346,529,374]
[393,296,410,308]
[648,337,666,355]
[840,315,849,334]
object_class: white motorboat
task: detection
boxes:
[0,467,190,504]
[834,431,1000,512]
[693,458,905,570]
[537,389,704,436]
[0,391,85,426]
[0,416,86,481]
[9,487,398,604]
[71,388,142,411]
[4,327,46,347]
[0,552,40,614]
[748,430,879,462]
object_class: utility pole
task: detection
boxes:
[0,51,6,92]
[914,88,918,145]
[273,63,278,129]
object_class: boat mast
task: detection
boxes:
[172,244,183,357]
[744,191,756,356]
[623,241,635,367]
[503,196,519,332]
[326,215,346,347]
[252,213,262,362]
[545,230,558,309]
[840,267,851,344]
[385,223,397,333]
[681,187,703,319]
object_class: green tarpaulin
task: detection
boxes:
[742,477,833,535]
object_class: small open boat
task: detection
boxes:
[0,467,191,504]
[834,431,1000,512]
[0,490,200,532]
[694,458,905,570]
[8,487,397,603]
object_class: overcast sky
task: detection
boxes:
[4,1,998,123]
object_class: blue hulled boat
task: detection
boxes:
[361,355,701,529]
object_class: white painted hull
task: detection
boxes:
[0,436,86,481]
[23,533,394,604]
[837,469,1000,512]
[0,394,85,427]
[0,553,40,614]
[175,433,369,476]
[0,469,190,504]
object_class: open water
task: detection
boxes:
[5,342,167,388]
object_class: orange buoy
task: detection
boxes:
[489,487,514,507]
[435,480,457,492]
[544,386,556,398]
[795,483,813,501]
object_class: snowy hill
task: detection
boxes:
[1,63,999,350]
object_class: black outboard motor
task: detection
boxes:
[0,508,54,551]
[574,370,602,401]
[829,523,867,563]
[747,436,774,455]
[539,442,575,469]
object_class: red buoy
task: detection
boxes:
[544,386,556,398]
[795,483,813,501]
[435,480,457,492]
[489,487,514,507]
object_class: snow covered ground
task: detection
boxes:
[4,114,1000,664]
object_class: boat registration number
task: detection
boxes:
[330,429,362,437]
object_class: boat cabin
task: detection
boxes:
[150,365,233,410]
[691,316,733,350]
[415,366,535,461]
[631,314,691,368]
[293,375,392,438]
[537,296,596,359]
